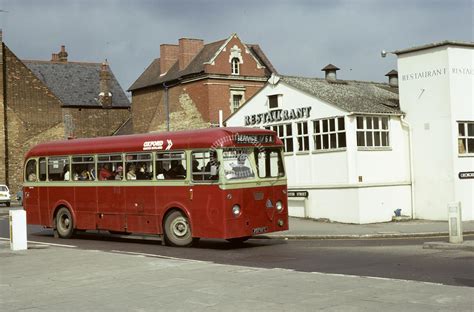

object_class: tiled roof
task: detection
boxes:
[280,76,401,114]
[128,40,276,91]
[393,40,474,55]
[24,61,130,108]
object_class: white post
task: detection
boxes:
[219,110,223,127]
[10,210,28,250]
[448,202,463,244]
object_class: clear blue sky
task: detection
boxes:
[0,0,472,93]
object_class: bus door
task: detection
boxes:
[123,152,157,234]
[96,155,125,232]
[24,159,41,224]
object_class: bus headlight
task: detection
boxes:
[232,204,241,217]
[276,201,283,212]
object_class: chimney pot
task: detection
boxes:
[321,64,340,81]
[385,70,398,87]
[99,60,112,107]
[57,45,68,62]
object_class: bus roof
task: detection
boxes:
[25,127,283,159]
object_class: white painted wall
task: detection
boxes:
[228,78,412,223]
[398,44,474,221]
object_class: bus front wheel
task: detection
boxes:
[55,207,74,239]
[164,210,194,247]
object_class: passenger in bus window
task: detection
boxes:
[63,165,70,181]
[167,160,185,179]
[127,164,137,180]
[192,160,202,180]
[28,172,37,182]
[99,164,113,180]
[78,170,91,181]
[114,166,123,180]
[137,163,150,180]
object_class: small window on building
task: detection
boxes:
[458,121,474,155]
[356,116,390,148]
[268,95,281,109]
[265,123,294,153]
[232,94,243,113]
[296,121,309,152]
[313,117,346,151]
[231,57,240,75]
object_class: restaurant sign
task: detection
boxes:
[244,107,312,126]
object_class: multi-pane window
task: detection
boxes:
[71,155,95,181]
[125,153,153,180]
[356,116,390,148]
[97,154,122,181]
[232,94,243,112]
[458,121,474,155]
[265,123,294,153]
[155,152,187,180]
[48,156,69,181]
[231,57,240,75]
[313,117,346,151]
[296,121,310,152]
[192,150,219,181]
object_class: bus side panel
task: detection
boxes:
[97,186,125,231]
[74,186,98,230]
[46,186,75,226]
[124,186,158,234]
[188,185,225,239]
[24,186,41,225]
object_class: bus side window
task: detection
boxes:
[25,159,37,182]
[125,153,152,181]
[48,157,69,181]
[98,154,122,181]
[72,155,95,181]
[155,152,186,180]
[192,151,218,182]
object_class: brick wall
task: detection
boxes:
[64,107,130,138]
[4,45,64,193]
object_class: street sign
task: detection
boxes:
[459,171,474,179]
[287,191,309,198]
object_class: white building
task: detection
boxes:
[395,41,474,221]
[227,41,473,223]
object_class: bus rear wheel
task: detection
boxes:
[164,210,194,247]
[56,207,74,239]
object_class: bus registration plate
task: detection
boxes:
[252,226,268,234]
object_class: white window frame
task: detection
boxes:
[265,123,294,153]
[231,57,240,75]
[458,121,474,156]
[295,121,310,152]
[229,89,245,113]
[356,116,390,149]
[267,94,282,110]
[313,116,346,152]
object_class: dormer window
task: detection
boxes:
[268,94,282,110]
[231,57,240,75]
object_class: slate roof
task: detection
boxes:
[280,76,401,114]
[23,60,130,108]
[393,40,474,55]
[128,39,276,91]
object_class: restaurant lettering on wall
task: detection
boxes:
[245,107,312,126]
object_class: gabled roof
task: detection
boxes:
[280,76,401,114]
[24,60,130,108]
[128,37,277,92]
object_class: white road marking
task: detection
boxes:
[0,237,76,248]
[310,271,446,286]
[110,250,207,263]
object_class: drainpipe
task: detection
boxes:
[163,82,170,131]
[401,116,416,219]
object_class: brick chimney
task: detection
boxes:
[160,44,179,75]
[98,61,112,107]
[322,64,340,81]
[385,70,398,87]
[51,53,59,62]
[57,45,68,62]
[178,38,204,71]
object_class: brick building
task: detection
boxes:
[128,33,277,133]
[0,34,130,193]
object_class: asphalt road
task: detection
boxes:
[1,215,473,288]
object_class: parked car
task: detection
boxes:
[0,184,11,207]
